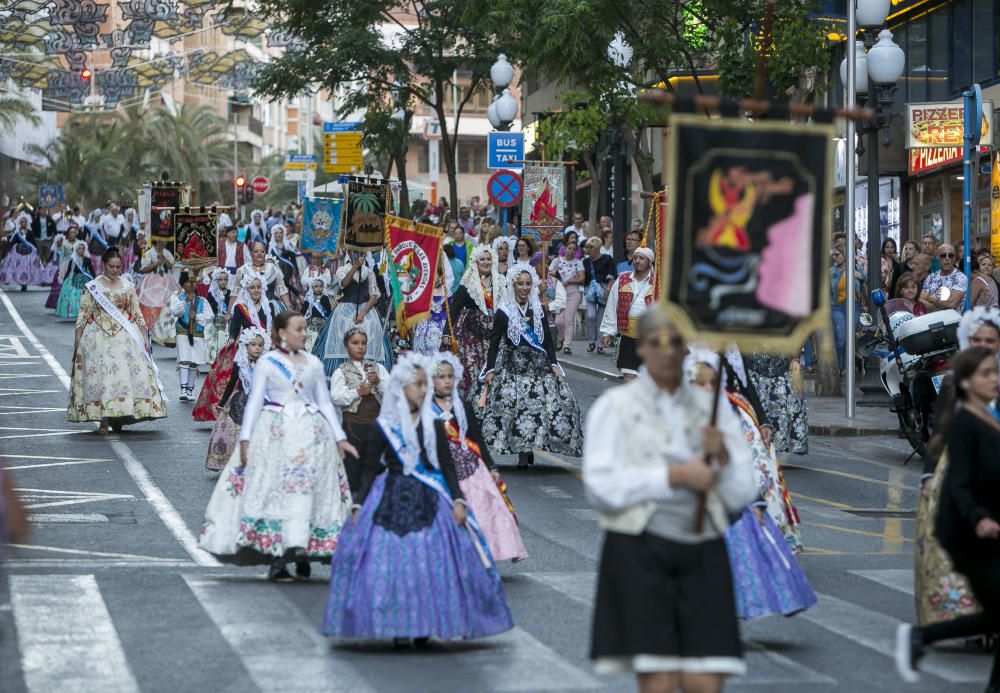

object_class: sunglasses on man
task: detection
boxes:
[939,252,955,259]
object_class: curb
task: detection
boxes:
[559,357,623,381]
[808,423,898,437]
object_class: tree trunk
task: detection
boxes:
[584,154,600,229]
[396,143,410,219]
[434,98,460,213]
[622,125,655,223]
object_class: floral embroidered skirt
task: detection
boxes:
[0,245,45,286]
[724,507,817,621]
[204,389,247,471]
[452,442,527,562]
[454,310,492,405]
[322,468,514,640]
[66,324,167,423]
[480,344,583,456]
[748,371,808,455]
[914,451,980,625]
[55,272,88,319]
[198,407,352,562]
[204,316,229,365]
[193,342,236,422]
[313,303,393,377]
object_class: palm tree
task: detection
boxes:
[146,104,233,203]
[0,89,40,134]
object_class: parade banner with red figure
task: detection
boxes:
[174,211,217,264]
[522,163,565,241]
[385,215,443,333]
[661,114,834,354]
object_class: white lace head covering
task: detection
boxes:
[684,345,720,385]
[958,306,1000,350]
[268,224,291,253]
[500,262,545,346]
[234,326,270,392]
[426,352,468,447]
[459,244,503,314]
[237,271,271,329]
[492,235,516,263]
[724,345,748,388]
[440,253,454,296]
[250,209,264,226]
[377,352,439,474]
[207,268,229,308]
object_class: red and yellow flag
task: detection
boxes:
[385,215,443,335]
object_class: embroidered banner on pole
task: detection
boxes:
[173,211,217,264]
[661,114,834,355]
[522,163,565,241]
[343,181,391,252]
[301,197,343,256]
[385,215,443,334]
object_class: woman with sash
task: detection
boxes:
[267,225,304,311]
[137,240,179,347]
[204,269,231,364]
[231,242,290,316]
[322,353,514,645]
[448,244,504,401]
[55,241,95,319]
[199,311,355,581]
[0,215,44,289]
[480,263,583,469]
[44,233,69,309]
[193,273,270,422]
[85,211,108,276]
[204,327,268,471]
[428,353,527,563]
[313,249,392,377]
[67,247,167,434]
[169,272,214,402]
[302,276,333,352]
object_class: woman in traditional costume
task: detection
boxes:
[199,311,355,581]
[0,215,45,288]
[137,240,179,347]
[313,249,392,376]
[322,353,514,644]
[232,242,290,316]
[491,236,516,278]
[43,233,67,309]
[329,327,389,492]
[687,354,816,622]
[169,272,214,402]
[67,247,167,434]
[267,225,303,311]
[745,354,808,457]
[41,233,64,286]
[193,273,271,422]
[428,353,527,562]
[204,327,268,471]
[204,269,231,365]
[302,276,333,352]
[55,241,95,319]
[449,244,504,401]
[411,258,453,356]
[302,253,333,299]
[480,263,583,469]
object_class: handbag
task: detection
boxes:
[584,258,606,306]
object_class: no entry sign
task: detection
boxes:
[487,170,522,208]
[251,175,270,194]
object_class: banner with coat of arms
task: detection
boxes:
[301,197,343,256]
[385,215,443,334]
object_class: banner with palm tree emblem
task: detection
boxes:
[343,181,391,252]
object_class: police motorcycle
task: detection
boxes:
[858,288,961,458]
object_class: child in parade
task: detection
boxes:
[329,327,389,492]
[427,353,527,562]
[204,327,268,471]
[55,241,94,319]
[302,276,333,352]
[169,272,214,402]
[323,353,514,646]
[199,311,356,581]
[204,269,231,365]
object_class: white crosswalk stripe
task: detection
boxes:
[9,574,139,693]
[849,568,915,596]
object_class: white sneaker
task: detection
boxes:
[180,388,192,402]
[895,623,921,683]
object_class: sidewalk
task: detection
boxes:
[560,348,899,437]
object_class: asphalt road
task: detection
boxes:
[0,286,991,692]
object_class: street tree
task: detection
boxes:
[252,0,502,212]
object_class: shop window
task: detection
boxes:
[950,0,973,92]
[906,16,928,103]
[928,9,949,100]
[972,0,995,83]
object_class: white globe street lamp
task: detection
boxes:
[487,99,502,129]
[491,54,514,90]
[495,89,518,124]
[866,29,905,86]
[489,56,517,131]
[839,41,869,96]
[856,0,891,29]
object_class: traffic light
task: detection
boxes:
[236,174,247,204]
[80,68,92,80]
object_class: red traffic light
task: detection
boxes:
[80,68,92,80]
[235,175,247,188]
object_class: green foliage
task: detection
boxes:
[0,89,40,134]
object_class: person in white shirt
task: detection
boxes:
[329,327,390,491]
[216,224,247,273]
[600,247,655,380]
[584,310,756,692]
[100,204,127,244]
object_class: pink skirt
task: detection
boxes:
[459,463,527,562]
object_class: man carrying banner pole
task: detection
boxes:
[599,247,655,381]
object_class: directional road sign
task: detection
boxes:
[487,132,524,169]
[284,153,317,171]
[487,170,523,208]
[323,121,364,174]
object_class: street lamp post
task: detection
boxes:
[840,2,904,395]
[488,55,518,132]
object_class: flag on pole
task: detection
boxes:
[385,215,444,336]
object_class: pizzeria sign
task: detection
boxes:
[907,101,993,149]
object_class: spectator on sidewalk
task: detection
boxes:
[616,231,643,276]
[601,247,655,381]
[920,244,967,313]
[549,237,585,355]
[830,245,865,374]
[921,234,941,272]
[583,238,615,355]
[890,240,920,297]
[970,253,999,310]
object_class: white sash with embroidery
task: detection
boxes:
[86,279,168,401]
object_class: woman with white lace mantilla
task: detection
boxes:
[479,263,583,469]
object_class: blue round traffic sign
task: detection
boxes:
[488,171,523,208]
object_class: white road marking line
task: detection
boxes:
[0,373,52,379]
[463,627,604,691]
[0,388,61,397]
[3,559,196,569]
[0,452,113,461]
[0,289,220,567]
[8,543,185,562]
[28,512,110,523]
[848,569,915,596]
[14,487,135,510]
[6,458,112,471]
[736,641,837,686]
[183,576,376,693]
[801,592,989,683]
[0,335,30,357]
[0,426,84,440]
[523,571,595,606]
[535,485,573,499]
[9,575,139,693]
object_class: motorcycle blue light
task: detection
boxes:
[871,289,886,306]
